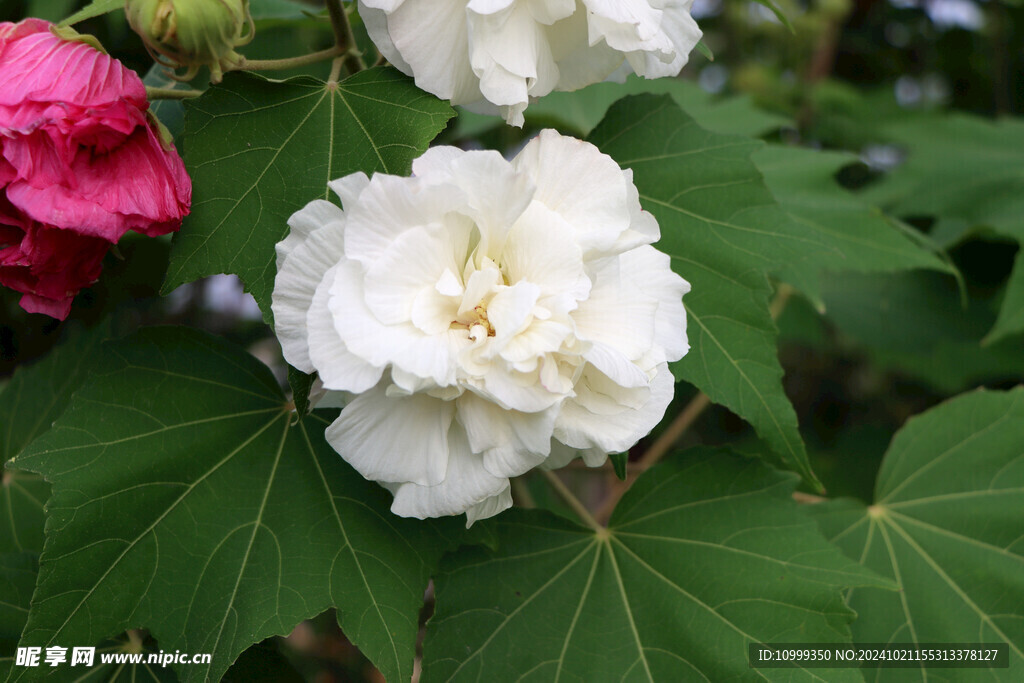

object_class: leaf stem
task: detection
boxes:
[511,477,535,508]
[145,86,203,100]
[541,469,604,533]
[325,0,365,74]
[239,45,346,72]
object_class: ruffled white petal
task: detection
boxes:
[307,264,383,393]
[328,260,461,387]
[456,391,554,477]
[388,423,512,521]
[621,245,690,363]
[325,382,453,487]
[503,200,590,301]
[327,172,371,211]
[572,256,658,360]
[554,362,675,454]
[513,131,633,256]
[272,219,346,372]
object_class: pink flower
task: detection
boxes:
[0,18,191,319]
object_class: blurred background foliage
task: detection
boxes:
[1,0,1022,680]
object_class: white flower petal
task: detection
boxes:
[327,172,371,211]
[582,341,650,389]
[389,423,511,520]
[503,200,590,301]
[448,150,535,257]
[465,486,513,526]
[307,264,383,393]
[271,219,346,372]
[329,260,460,387]
[325,383,453,487]
[343,174,467,269]
[573,256,658,360]
[467,2,560,124]
[487,281,541,345]
[457,391,554,477]
[275,199,345,271]
[363,0,482,104]
[525,0,576,25]
[555,362,674,454]
[363,224,465,325]
[622,245,691,362]
[513,130,632,256]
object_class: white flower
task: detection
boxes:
[357,0,702,126]
[272,130,689,524]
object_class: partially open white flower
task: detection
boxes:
[272,130,689,524]
[357,0,702,126]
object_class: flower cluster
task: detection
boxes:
[273,131,689,523]
[358,0,702,126]
[0,19,190,319]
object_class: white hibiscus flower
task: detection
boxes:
[272,130,689,524]
[357,0,702,126]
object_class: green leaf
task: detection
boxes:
[862,113,1024,343]
[0,552,37,679]
[989,254,1024,345]
[812,388,1024,680]
[816,270,1024,393]
[57,0,122,27]
[1,323,108,555]
[286,365,316,417]
[163,68,455,321]
[522,73,788,139]
[753,144,952,303]
[610,452,628,481]
[10,327,461,683]
[589,94,824,488]
[423,448,891,681]
[751,0,795,32]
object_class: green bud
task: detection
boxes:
[126,0,253,83]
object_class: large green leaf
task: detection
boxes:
[422,448,891,681]
[0,553,36,680]
[812,388,1024,681]
[9,327,461,683]
[162,67,455,321]
[862,113,1024,344]
[1,324,108,556]
[589,94,830,487]
[753,144,951,303]
[816,270,1024,393]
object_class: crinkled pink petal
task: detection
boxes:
[0,21,147,112]
[7,123,190,241]
[0,220,109,319]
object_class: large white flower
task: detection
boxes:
[272,130,689,524]
[357,0,702,126]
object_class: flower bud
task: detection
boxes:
[125,0,253,83]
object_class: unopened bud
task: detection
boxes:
[126,0,253,83]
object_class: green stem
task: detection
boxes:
[145,86,203,100]
[541,470,604,533]
[325,0,365,74]
[239,45,345,72]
